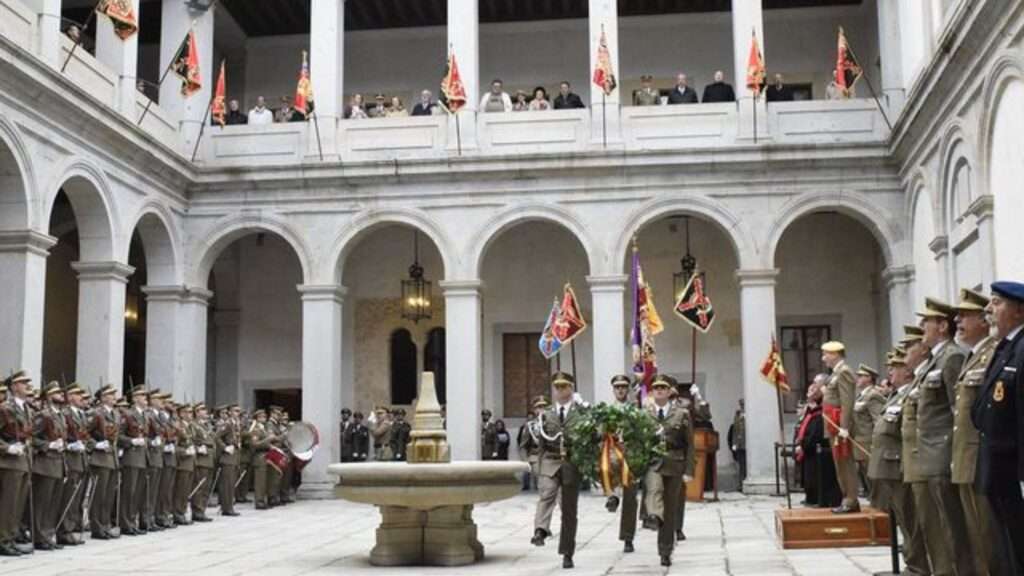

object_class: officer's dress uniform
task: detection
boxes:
[353,420,369,461]
[157,409,177,528]
[118,403,148,533]
[0,393,33,555]
[340,417,355,462]
[852,379,886,493]
[87,402,118,538]
[143,405,163,531]
[536,396,583,565]
[216,417,240,515]
[823,359,859,510]
[246,419,272,509]
[191,417,216,520]
[31,396,66,548]
[59,401,89,544]
[972,320,1024,572]
[172,418,195,523]
[644,397,691,565]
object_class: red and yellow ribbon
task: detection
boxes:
[599,433,631,496]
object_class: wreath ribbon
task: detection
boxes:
[599,433,631,496]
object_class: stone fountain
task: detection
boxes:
[328,373,528,567]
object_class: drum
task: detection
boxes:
[286,421,320,471]
[265,446,289,473]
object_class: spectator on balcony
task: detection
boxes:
[226,100,248,125]
[386,97,408,117]
[345,94,368,119]
[275,97,294,123]
[513,90,530,112]
[248,96,273,125]
[528,87,551,111]
[411,90,438,116]
[765,73,793,102]
[368,93,389,118]
[553,81,585,109]
[634,75,660,106]
[702,70,736,103]
[826,69,855,100]
[479,79,513,113]
[64,23,93,54]
[667,74,698,104]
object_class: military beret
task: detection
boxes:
[916,297,955,319]
[41,382,63,397]
[856,364,878,379]
[532,395,550,409]
[610,374,631,388]
[551,372,575,387]
[821,341,845,353]
[992,281,1024,303]
[651,374,672,389]
[955,288,989,312]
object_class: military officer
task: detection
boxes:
[142,389,165,533]
[58,384,89,546]
[634,75,660,106]
[820,341,860,513]
[118,385,150,535]
[29,383,66,550]
[852,364,886,493]
[605,375,639,553]
[87,385,118,540]
[352,411,369,462]
[236,406,252,502]
[190,403,216,522]
[172,403,196,524]
[644,374,691,567]
[276,410,295,504]
[673,381,700,542]
[520,395,548,493]
[481,409,497,460]
[340,408,355,462]
[216,404,241,516]
[915,298,972,576]
[972,281,1024,572]
[947,288,999,574]
[534,372,583,569]
[867,349,929,575]
[730,398,746,483]
[157,393,177,529]
[246,409,272,509]
[369,406,393,461]
[0,371,33,556]
[391,408,411,461]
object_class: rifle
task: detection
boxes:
[234,469,248,490]
[57,475,85,530]
[204,466,222,510]
[187,476,207,501]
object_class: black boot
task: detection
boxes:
[530,528,547,546]
[562,555,574,569]
[660,555,671,567]
[623,540,634,553]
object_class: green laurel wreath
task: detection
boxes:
[566,402,665,486]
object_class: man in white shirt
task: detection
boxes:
[479,79,512,113]
[248,96,273,125]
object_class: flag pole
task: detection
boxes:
[570,340,578,391]
[770,331,793,510]
[601,91,607,149]
[137,41,184,126]
[190,96,212,162]
[310,110,324,162]
[844,36,893,132]
[61,2,100,73]
[455,112,463,157]
[752,93,758,144]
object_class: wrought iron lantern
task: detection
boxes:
[401,230,432,323]
[672,216,698,302]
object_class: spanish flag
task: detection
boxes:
[440,51,467,113]
[96,0,138,40]
[171,30,202,97]
[746,29,765,97]
[211,60,226,127]
[759,333,790,392]
[294,51,314,119]
[836,27,863,97]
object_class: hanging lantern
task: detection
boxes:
[401,230,432,323]
[672,216,698,302]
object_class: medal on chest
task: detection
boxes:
[994,381,1005,402]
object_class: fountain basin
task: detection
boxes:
[329,461,528,566]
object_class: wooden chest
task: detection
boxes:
[775,506,891,549]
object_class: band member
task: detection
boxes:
[644,375,691,567]
[31,383,67,549]
[820,341,860,513]
[535,372,582,569]
[852,364,885,494]
[58,384,89,546]
[217,405,241,516]
[190,404,216,522]
[172,404,196,525]
[0,371,33,556]
[87,385,119,540]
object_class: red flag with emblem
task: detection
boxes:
[171,30,201,97]
[440,51,467,113]
[592,28,617,96]
[294,51,314,118]
[553,284,587,346]
[211,60,226,127]
[836,27,862,97]
[759,333,791,393]
[746,29,765,97]
[96,0,138,40]
[674,273,715,333]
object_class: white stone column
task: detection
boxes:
[876,0,905,116]
[309,0,345,159]
[882,266,914,344]
[0,231,56,379]
[178,287,211,402]
[298,285,345,496]
[141,285,186,394]
[736,268,780,493]
[587,274,627,405]
[972,196,997,288]
[95,0,140,117]
[732,0,768,141]
[25,0,61,67]
[587,0,622,147]
[159,0,215,153]
[72,261,134,390]
[447,0,479,151]
[441,280,483,460]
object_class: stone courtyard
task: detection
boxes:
[1,493,891,576]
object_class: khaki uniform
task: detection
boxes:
[823,360,859,508]
[952,336,998,575]
[644,401,691,558]
[245,421,272,508]
[59,405,90,543]
[172,421,195,522]
[370,418,393,462]
[634,87,660,106]
[118,406,148,531]
[31,403,66,546]
[142,408,163,530]
[191,420,216,519]
[867,384,929,575]
[536,402,582,557]
[916,341,971,576]
[217,418,241,514]
[481,420,497,460]
[0,399,33,548]
[87,406,118,537]
[853,383,886,491]
[157,411,177,527]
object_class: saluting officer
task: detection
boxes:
[820,341,860,513]
[852,364,886,494]
[972,281,1024,572]
[535,372,583,570]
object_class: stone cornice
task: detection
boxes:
[439,280,484,297]
[0,230,58,256]
[929,235,949,256]
[881,265,915,289]
[585,275,629,293]
[71,261,135,282]
[141,285,189,303]
[297,284,348,304]
[969,194,995,221]
[734,269,780,287]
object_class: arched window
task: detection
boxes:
[424,327,446,404]
[390,329,417,405]
[952,160,973,223]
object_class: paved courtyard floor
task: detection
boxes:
[2,492,893,576]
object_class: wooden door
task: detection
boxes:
[502,333,550,418]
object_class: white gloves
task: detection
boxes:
[224,445,235,455]
[683,474,694,483]
[95,440,110,452]
[198,445,208,455]
[689,384,701,399]
[150,437,162,447]
[838,427,850,440]
[131,437,146,447]
[367,412,378,425]
[68,441,86,453]
[48,439,65,452]
[6,443,25,456]
[731,444,738,451]
[186,446,196,456]
[163,444,173,453]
